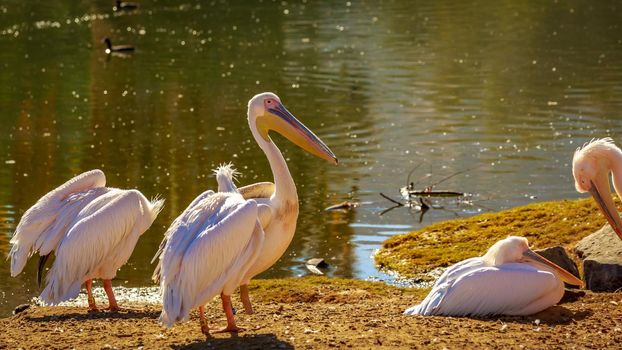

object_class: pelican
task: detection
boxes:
[9,169,164,311]
[151,92,337,335]
[572,137,622,240]
[236,92,337,314]
[405,236,582,317]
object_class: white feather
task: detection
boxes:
[156,192,264,327]
[9,170,106,276]
[405,237,566,317]
[9,170,164,305]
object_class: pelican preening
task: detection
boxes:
[406,236,582,317]
[9,170,163,311]
[572,138,622,240]
[152,92,337,335]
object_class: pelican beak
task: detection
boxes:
[258,102,338,164]
[588,179,622,240]
[522,249,583,286]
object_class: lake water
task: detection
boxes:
[1,0,621,315]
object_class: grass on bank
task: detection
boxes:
[375,197,615,280]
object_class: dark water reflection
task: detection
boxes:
[1,0,621,315]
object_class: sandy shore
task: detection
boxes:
[0,278,620,349]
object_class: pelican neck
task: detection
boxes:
[249,118,298,202]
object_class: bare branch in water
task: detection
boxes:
[427,164,484,188]
[405,163,423,188]
[379,193,404,206]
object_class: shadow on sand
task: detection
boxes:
[172,333,294,350]
[494,305,593,326]
[25,308,160,322]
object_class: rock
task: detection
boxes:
[559,289,585,304]
[305,264,324,275]
[306,258,329,268]
[12,304,30,315]
[305,258,329,275]
[534,246,580,279]
[574,225,622,292]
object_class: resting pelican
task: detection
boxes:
[9,170,164,311]
[572,137,622,240]
[152,93,337,335]
[405,236,582,317]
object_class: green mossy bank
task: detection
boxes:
[375,197,614,280]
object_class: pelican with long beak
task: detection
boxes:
[153,92,337,335]
[572,138,622,240]
[405,236,582,317]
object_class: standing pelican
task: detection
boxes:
[236,92,337,314]
[572,137,622,240]
[405,236,582,317]
[153,164,265,334]
[152,92,337,335]
[9,169,164,311]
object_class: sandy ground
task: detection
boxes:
[0,279,620,349]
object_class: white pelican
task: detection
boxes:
[572,137,622,240]
[405,236,582,317]
[9,169,164,311]
[151,92,337,335]
[236,92,337,314]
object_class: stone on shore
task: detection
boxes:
[574,225,622,292]
[534,246,581,279]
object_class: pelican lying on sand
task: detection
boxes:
[405,236,582,317]
[9,170,163,311]
[152,92,337,335]
[573,137,622,240]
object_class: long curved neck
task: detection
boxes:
[249,119,297,202]
[608,148,622,199]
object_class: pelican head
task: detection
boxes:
[482,236,582,286]
[248,92,338,165]
[573,138,622,240]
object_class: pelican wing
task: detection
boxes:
[158,195,263,327]
[407,261,562,317]
[238,182,275,199]
[39,189,148,304]
[9,170,107,276]
[405,257,483,315]
[151,190,215,282]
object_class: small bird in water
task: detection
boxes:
[102,37,134,55]
[405,236,582,317]
[113,0,139,11]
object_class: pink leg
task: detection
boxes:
[103,279,120,312]
[240,284,254,314]
[199,306,210,337]
[214,293,244,333]
[85,279,98,312]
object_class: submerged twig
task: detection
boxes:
[379,193,404,207]
[406,190,466,197]
[324,201,359,211]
